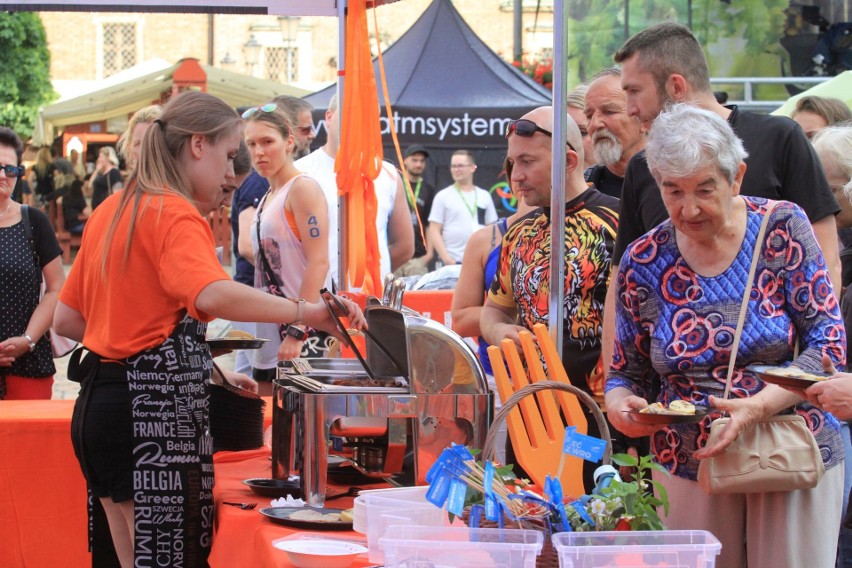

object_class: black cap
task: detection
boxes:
[404,144,430,159]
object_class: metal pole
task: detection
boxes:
[337,0,348,291]
[687,0,693,30]
[207,14,214,66]
[549,0,568,359]
[513,0,523,62]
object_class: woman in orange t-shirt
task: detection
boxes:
[54,91,365,568]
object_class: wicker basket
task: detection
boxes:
[482,380,612,467]
[475,380,613,568]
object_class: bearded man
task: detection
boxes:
[582,68,647,200]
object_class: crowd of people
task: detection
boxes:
[2,19,852,568]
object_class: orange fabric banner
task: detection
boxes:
[336,0,383,294]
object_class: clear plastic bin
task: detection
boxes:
[380,525,544,568]
[354,486,448,563]
[553,530,721,568]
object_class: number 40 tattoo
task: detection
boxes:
[307,215,320,238]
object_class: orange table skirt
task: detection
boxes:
[0,398,277,568]
[0,400,90,568]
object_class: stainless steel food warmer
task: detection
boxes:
[271,283,493,505]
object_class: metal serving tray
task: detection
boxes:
[286,358,369,377]
[279,373,409,394]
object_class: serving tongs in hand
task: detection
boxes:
[319,289,407,382]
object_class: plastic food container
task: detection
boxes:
[354,486,448,563]
[553,530,721,568]
[379,525,544,568]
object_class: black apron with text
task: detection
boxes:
[127,313,214,567]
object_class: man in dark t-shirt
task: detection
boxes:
[602,22,841,376]
[612,23,839,269]
[395,144,436,276]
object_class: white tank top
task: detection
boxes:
[251,173,331,296]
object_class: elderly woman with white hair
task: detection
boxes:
[88,146,123,210]
[605,103,845,568]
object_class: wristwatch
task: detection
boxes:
[286,325,309,342]
[287,297,306,325]
[22,334,36,352]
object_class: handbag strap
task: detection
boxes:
[254,191,287,296]
[723,201,779,400]
[20,204,44,285]
[20,204,37,260]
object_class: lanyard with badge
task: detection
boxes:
[455,185,478,226]
[405,178,423,226]
[405,178,423,208]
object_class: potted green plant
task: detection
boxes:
[565,453,670,532]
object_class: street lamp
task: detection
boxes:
[243,35,261,76]
[219,51,236,72]
[278,15,301,83]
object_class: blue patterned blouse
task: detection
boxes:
[607,197,845,480]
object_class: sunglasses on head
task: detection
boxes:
[0,163,25,178]
[506,119,577,152]
[241,103,278,119]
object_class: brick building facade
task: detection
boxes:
[39,1,554,91]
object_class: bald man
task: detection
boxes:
[480,106,620,492]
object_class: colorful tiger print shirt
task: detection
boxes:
[607,197,845,480]
[488,187,619,398]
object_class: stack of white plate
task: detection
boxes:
[352,495,368,534]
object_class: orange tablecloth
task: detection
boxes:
[210,449,374,568]
[0,400,90,568]
[0,398,277,568]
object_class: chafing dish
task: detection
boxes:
[272,284,492,505]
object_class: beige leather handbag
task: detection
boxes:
[696,202,825,495]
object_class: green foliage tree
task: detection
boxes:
[0,13,56,139]
[560,0,789,88]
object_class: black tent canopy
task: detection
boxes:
[306,0,551,212]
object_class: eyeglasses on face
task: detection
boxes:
[0,164,25,178]
[506,118,577,153]
[241,103,278,119]
[450,163,472,169]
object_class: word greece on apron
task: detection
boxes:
[128,313,213,567]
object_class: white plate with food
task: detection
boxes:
[748,364,831,389]
[626,400,710,424]
[260,506,354,530]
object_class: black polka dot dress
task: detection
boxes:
[0,217,57,383]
